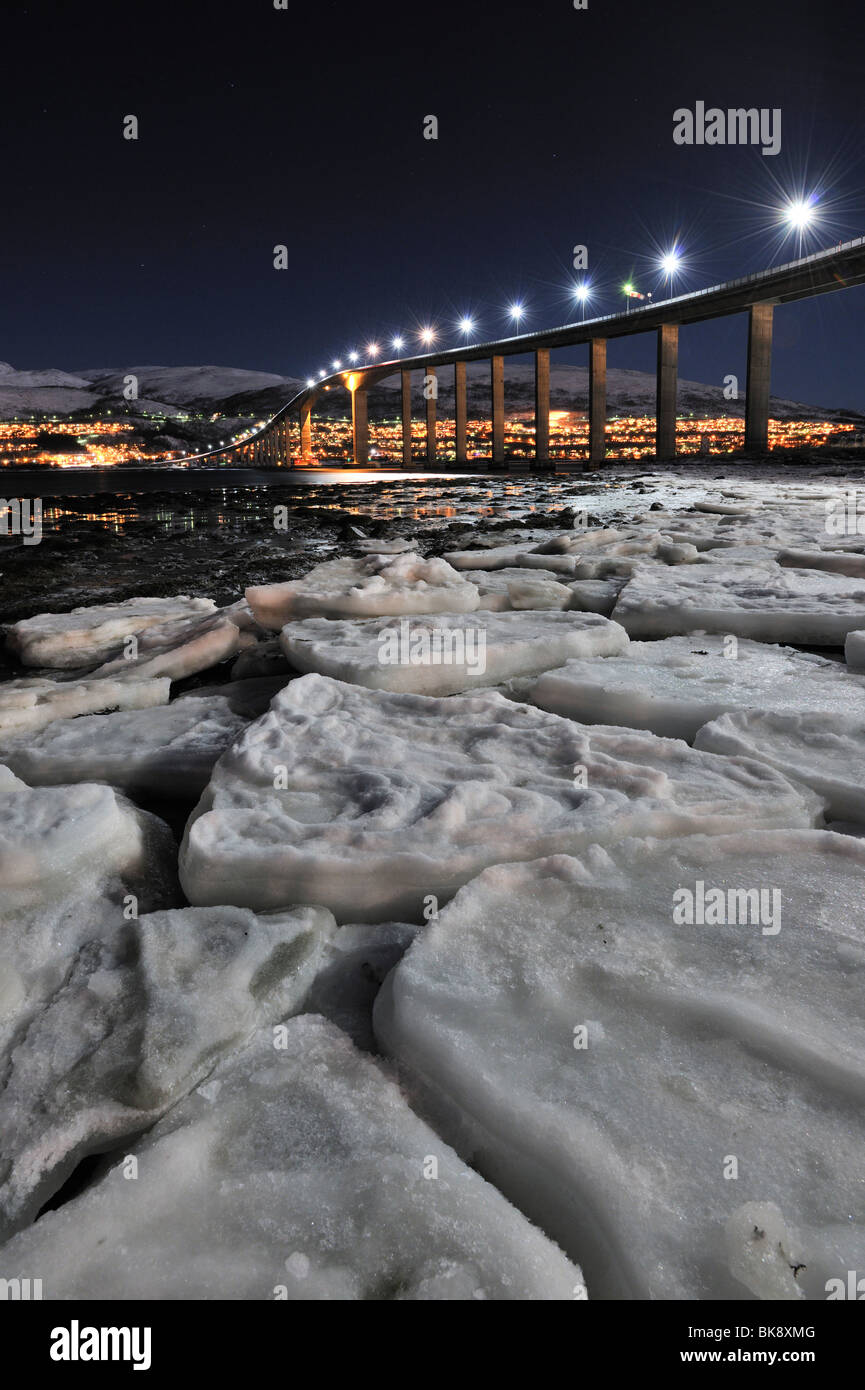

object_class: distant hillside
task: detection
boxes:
[0,359,860,425]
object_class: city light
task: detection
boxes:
[366,342,380,358]
[348,351,359,362]
[332,359,342,370]
[306,378,315,387]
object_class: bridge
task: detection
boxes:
[173,236,865,471]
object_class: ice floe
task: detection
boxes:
[530,635,865,741]
[0,1016,584,1300]
[375,831,865,1299]
[0,675,169,737]
[280,611,628,697]
[695,709,865,823]
[612,563,865,643]
[179,674,819,922]
[89,610,243,682]
[246,552,480,627]
[0,693,251,798]
[6,596,215,670]
[0,903,334,1240]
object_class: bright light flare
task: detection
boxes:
[574,283,589,301]
[332,359,342,370]
[349,351,359,362]
[508,302,525,322]
[660,250,681,275]
[783,198,816,230]
[419,326,436,345]
[459,316,475,335]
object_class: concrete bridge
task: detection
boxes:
[176,235,865,470]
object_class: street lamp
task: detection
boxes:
[574,283,589,321]
[508,302,525,325]
[392,335,405,351]
[459,316,475,338]
[660,249,681,298]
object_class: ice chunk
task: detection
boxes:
[531,636,865,742]
[375,832,865,1299]
[846,630,865,672]
[0,675,169,737]
[613,564,865,644]
[695,709,865,822]
[461,568,573,611]
[778,548,865,578]
[280,611,628,697]
[0,903,334,1240]
[246,552,480,627]
[0,694,250,798]
[443,545,579,576]
[566,578,627,615]
[89,611,242,682]
[0,1016,584,1300]
[179,674,818,922]
[6,596,215,669]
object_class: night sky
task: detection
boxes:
[5,0,865,408]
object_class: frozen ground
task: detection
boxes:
[1,463,864,1300]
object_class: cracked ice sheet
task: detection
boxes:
[530,636,865,743]
[612,563,865,644]
[0,694,251,798]
[0,675,170,737]
[374,832,865,1300]
[442,545,580,575]
[279,611,628,697]
[0,903,334,1241]
[5,596,216,670]
[0,1016,585,1300]
[179,673,819,923]
[245,553,480,628]
[695,710,865,824]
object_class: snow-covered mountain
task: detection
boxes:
[0,360,859,424]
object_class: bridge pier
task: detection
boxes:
[425,367,437,466]
[491,355,505,466]
[535,349,550,467]
[656,323,678,459]
[745,303,774,454]
[589,338,607,464]
[454,361,467,464]
[401,369,412,467]
[352,386,369,467]
[299,401,313,461]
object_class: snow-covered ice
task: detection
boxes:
[375,831,865,1299]
[306,921,417,1050]
[0,1016,584,1300]
[462,568,573,611]
[0,903,334,1240]
[530,636,865,742]
[280,611,628,697]
[778,548,865,578]
[246,552,480,627]
[6,596,216,670]
[695,709,865,823]
[0,675,169,737]
[846,630,865,672]
[0,694,251,798]
[443,544,579,576]
[179,674,819,922]
[90,610,243,682]
[612,563,865,644]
